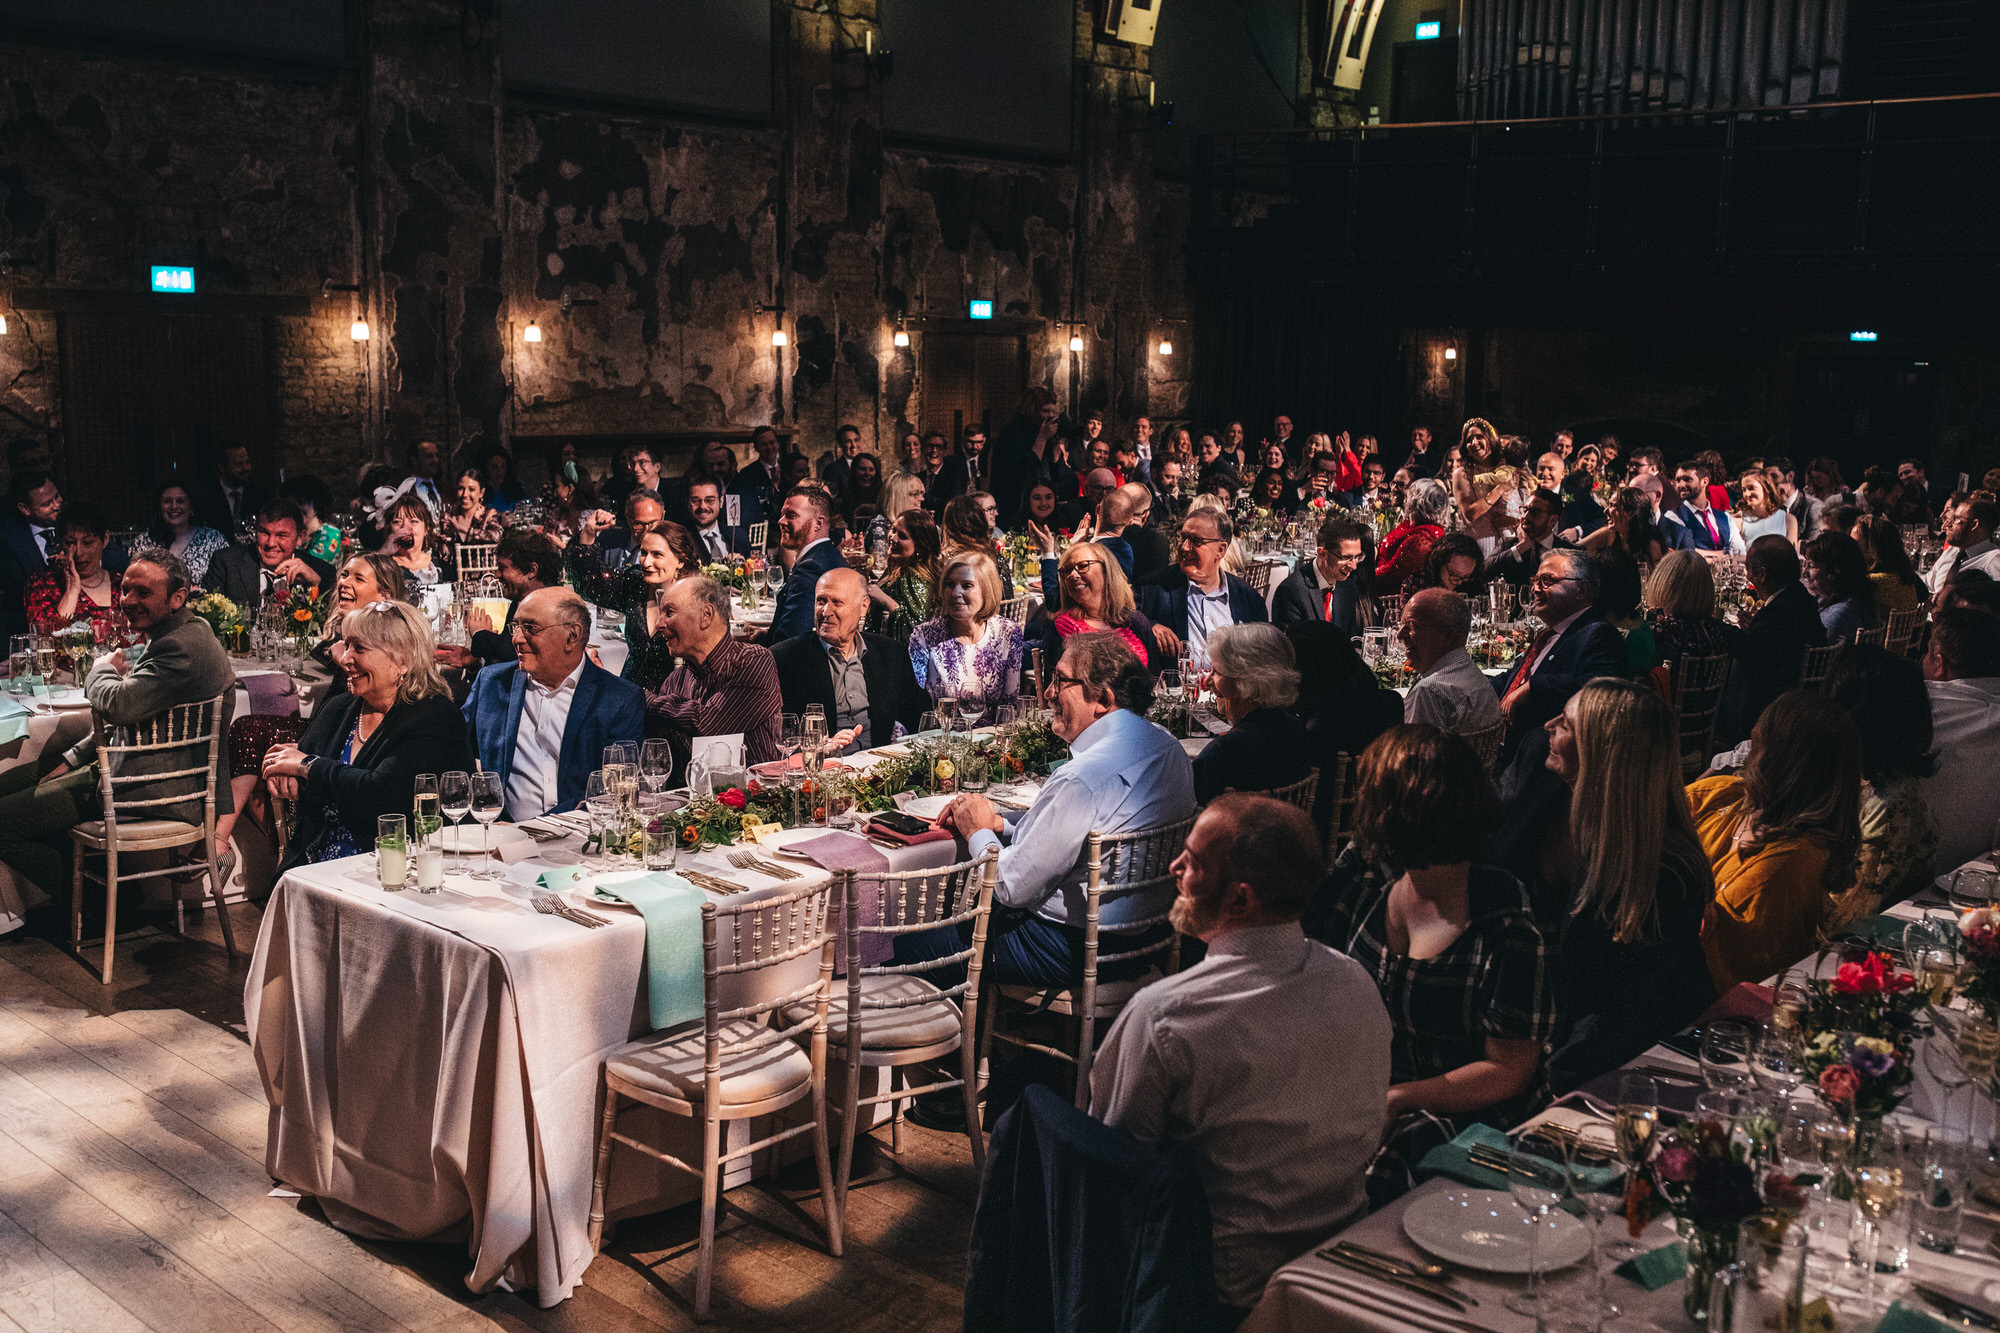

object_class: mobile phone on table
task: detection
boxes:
[869,811,935,838]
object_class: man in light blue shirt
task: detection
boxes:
[898,631,1195,989]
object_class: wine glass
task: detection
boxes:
[439,771,471,875]
[918,711,940,736]
[1503,1124,1570,1317]
[959,699,985,731]
[1568,1122,1625,1286]
[1700,1019,1756,1090]
[468,771,505,880]
[936,696,959,734]
[603,740,638,771]
[993,704,1018,741]
[764,559,785,603]
[1609,1073,1658,1261]
[1750,1023,1805,1097]
[639,738,672,794]
[1850,1122,1908,1296]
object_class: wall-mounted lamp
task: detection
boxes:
[523,321,543,344]
[1443,346,1457,361]
[1157,338,1174,356]
[893,328,910,348]
[350,319,370,342]
[1069,333,1085,353]
[0,315,8,337]
[771,328,789,348]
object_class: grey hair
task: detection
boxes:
[682,574,734,627]
[1548,548,1601,600]
[1404,478,1451,528]
[1183,503,1235,545]
[548,588,592,632]
[131,549,193,598]
[1208,622,1300,711]
[340,601,454,704]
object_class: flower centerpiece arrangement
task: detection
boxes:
[1958,909,2000,1018]
[1796,951,1922,1124]
[274,581,326,650]
[188,591,246,649]
[701,560,754,594]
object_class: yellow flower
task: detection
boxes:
[1853,1036,1894,1057]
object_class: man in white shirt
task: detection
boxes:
[1091,794,1391,1312]
[1922,608,2000,872]
[1926,493,2000,601]
[462,587,645,819]
[1400,588,1503,737]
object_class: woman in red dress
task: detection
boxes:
[25,500,124,639]
[1374,478,1452,589]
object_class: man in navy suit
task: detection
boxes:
[764,484,845,643]
[1493,548,1628,794]
[1133,507,1269,669]
[1660,459,1736,553]
[462,587,645,820]
[729,427,784,536]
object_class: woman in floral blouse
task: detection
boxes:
[139,481,229,585]
[26,501,124,638]
[906,548,1024,716]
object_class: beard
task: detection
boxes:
[1168,887,1221,938]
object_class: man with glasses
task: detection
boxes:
[1493,549,1625,787]
[1135,509,1269,668]
[1486,487,1576,589]
[461,587,643,820]
[1272,516,1369,635]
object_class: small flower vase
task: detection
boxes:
[1682,1221,1740,1326]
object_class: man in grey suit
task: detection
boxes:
[0,552,236,896]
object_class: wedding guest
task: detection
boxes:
[772,567,926,755]
[201,499,335,614]
[864,508,940,645]
[26,501,122,636]
[767,485,845,643]
[1192,624,1311,805]
[190,441,268,536]
[1821,646,1940,924]
[1537,681,1717,1089]
[442,467,505,548]
[140,482,229,585]
[1661,458,1738,553]
[1398,588,1502,738]
[837,452,884,523]
[1107,483,1174,579]
[1735,470,1798,547]
[1494,549,1627,779]
[377,490,452,586]
[907,549,1024,715]
[1306,725,1555,1136]
[0,553,236,897]
[1690,691,1861,992]
[1926,493,2000,601]
[1640,550,1731,673]
[683,476,748,563]
[1373,478,1449,589]
[279,475,343,565]
[989,385,1076,518]
[1013,480,1059,533]
[565,516,698,689]
[0,472,65,637]
[461,588,645,820]
[819,423,861,495]
[1485,488,1575,589]
[264,601,475,872]
[915,632,1195,986]
[1581,486,1670,566]
[880,470,927,522]
[1802,531,1878,644]
[477,445,527,511]
[647,574,782,778]
[1717,535,1828,745]
[1272,515,1370,635]
[1090,795,1391,1315]
[1850,513,1927,616]
[439,528,559,672]
[1134,507,1269,670]
[1032,540,1157,672]
[1921,608,2000,872]
[942,492,1014,598]
[1403,532,1486,600]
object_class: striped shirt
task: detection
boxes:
[646,636,783,783]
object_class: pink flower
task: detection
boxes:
[1818,1064,1861,1104]
[1655,1143,1697,1183]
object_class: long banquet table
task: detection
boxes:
[243,750,1029,1307]
[1244,871,2000,1332]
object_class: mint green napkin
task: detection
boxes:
[591,872,705,1031]
[0,697,32,746]
[1417,1123,1623,1196]
[536,865,588,892]
[1873,1301,1955,1333]
[1615,1241,1686,1291]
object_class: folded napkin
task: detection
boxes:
[865,818,955,848]
[1696,981,1774,1027]
[242,671,300,718]
[592,872,705,1031]
[1875,1301,1958,1333]
[536,865,589,892]
[783,831,891,875]
[1615,1242,1686,1291]
[1837,913,1914,950]
[0,697,32,746]
[1416,1122,1623,1196]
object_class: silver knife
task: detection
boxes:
[1315,1250,1470,1311]
[1324,1244,1476,1305]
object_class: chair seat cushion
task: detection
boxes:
[71,819,203,849]
[607,1017,812,1107]
[999,970,1163,1017]
[783,973,963,1050]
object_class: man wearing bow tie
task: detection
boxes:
[200,499,334,614]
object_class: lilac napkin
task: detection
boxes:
[243,671,300,717]
[781,832,893,973]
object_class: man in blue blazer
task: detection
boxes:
[462,587,645,820]
[1133,507,1269,668]
[1660,459,1735,553]
[764,485,845,642]
[1491,548,1628,796]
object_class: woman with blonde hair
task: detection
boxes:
[262,601,476,870]
[906,547,1024,713]
[1031,539,1158,674]
[1538,679,1717,1088]
[1640,549,1731,672]
[881,469,928,521]
[1736,470,1797,546]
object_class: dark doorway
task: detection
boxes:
[1789,353,1936,483]
[1391,36,1458,123]
[60,312,275,527]
[918,333,1027,442]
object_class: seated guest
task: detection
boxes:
[1134,507,1269,670]
[1823,646,1940,925]
[647,574,782,781]
[772,567,925,756]
[1032,540,1157,672]
[435,527,562,673]
[837,452,884,524]
[1537,680,1717,1090]
[1926,492,2000,602]
[907,549,1024,715]
[593,488,668,562]
[1192,624,1311,804]
[566,515,699,690]
[0,553,236,897]
[441,467,505,548]
[1110,484,1174,579]
[1717,535,1827,745]
[1641,550,1732,673]
[140,480,229,585]
[1581,486,1671,567]
[1660,458,1736,553]
[941,492,1014,598]
[1402,532,1486,600]
[1802,531,1878,644]
[1272,516,1370,635]
[685,476,750,562]
[202,499,335,613]
[1690,691,1861,993]
[864,507,941,645]
[1013,479,1060,534]
[264,601,475,871]
[1849,512,1927,616]
[912,633,1195,986]
[377,490,453,586]
[768,484,845,642]
[461,588,645,820]
[1373,478,1450,589]
[1306,725,1555,1134]
[1399,588,1503,738]
[1249,467,1295,517]
[1922,608,2000,872]
[1091,795,1391,1315]
[1494,549,1627,785]
[1484,488,1574,590]
[26,501,122,637]
[1287,622,1403,841]
[1735,470,1798,547]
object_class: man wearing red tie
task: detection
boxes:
[1661,459,1736,553]
[1493,549,1628,795]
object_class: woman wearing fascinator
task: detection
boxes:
[367,476,453,586]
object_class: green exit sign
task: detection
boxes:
[968,299,993,320]
[1415,20,1442,38]
[150,266,196,293]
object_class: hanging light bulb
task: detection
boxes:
[1069,333,1084,352]
[523,321,542,344]
[350,318,370,342]
[771,327,789,348]
[1443,346,1457,361]
[893,328,910,348]
[1157,338,1173,356]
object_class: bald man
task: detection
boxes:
[770,566,927,754]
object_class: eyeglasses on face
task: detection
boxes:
[1177,533,1226,548]
[1528,573,1576,590]
[1046,671,1088,694]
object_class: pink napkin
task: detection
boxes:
[783,831,891,876]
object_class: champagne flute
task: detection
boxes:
[1611,1072,1659,1260]
[936,696,959,734]
[1569,1122,1626,1280]
[468,771,505,880]
[440,771,471,875]
[639,738,672,794]
[411,773,441,851]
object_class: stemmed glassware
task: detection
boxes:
[468,771,505,880]
[1700,1018,1757,1090]
[1607,1072,1658,1263]
[958,699,985,731]
[639,738,672,795]
[764,559,785,604]
[1568,1121,1626,1301]
[440,771,472,876]
[936,696,959,734]
[1503,1124,1571,1317]
[584,770,617,867]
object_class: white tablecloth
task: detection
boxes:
[244,813,967,1306]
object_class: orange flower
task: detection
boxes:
[292,609,312,623]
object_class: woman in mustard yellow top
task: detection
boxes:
[1690,691,1862,992]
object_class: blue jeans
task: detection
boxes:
[892,909,1172,990]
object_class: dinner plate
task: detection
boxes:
[1401,1188,1591,1274]
[45,687,90,709]
[440,824,533,853]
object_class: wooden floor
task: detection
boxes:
[0,903,976,1333]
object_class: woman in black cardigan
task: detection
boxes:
[263,600,475,872]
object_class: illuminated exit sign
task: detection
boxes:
[151,266,196,293]
[1415,20,1442,38]
[968,299,994,320]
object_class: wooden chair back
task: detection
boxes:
[455,542,499,578]
[998,593,1033,626]
[1227,767,1319,815]
[746,521,768,551]
[1799,643,1842,692]
[1884,607,1925,657]
[1672,651,1733,779]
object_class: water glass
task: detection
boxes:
[1701,1019,1757,1090]
[642,819,678,871]
[960,753,990,793]
[376,815,408,891]
[1848,1121,1911,1278]
[1912,1125,1970,1255]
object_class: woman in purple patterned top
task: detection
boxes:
[907,548,1025,715]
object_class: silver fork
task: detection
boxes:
[726,848,799,880]
[532,894,607,927]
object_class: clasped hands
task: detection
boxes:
[261,743,310,801]
[935,793,1005,842]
